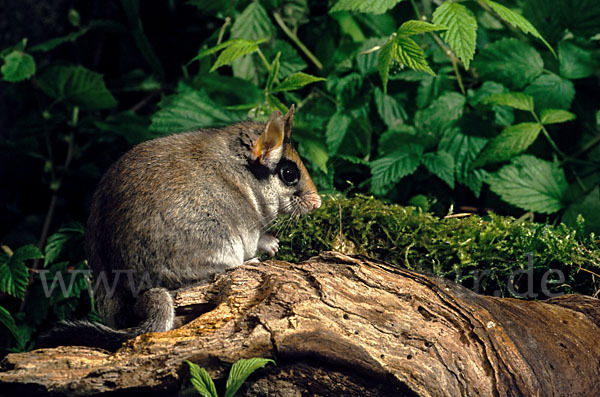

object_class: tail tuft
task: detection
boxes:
[37,320,134,352]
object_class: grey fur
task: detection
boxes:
[39,108,320,351]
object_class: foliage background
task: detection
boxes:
[1,0,599,352]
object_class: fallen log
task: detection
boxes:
[1,251,599,396]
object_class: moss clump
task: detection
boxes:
[273,195,600,299]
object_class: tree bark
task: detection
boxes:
[1,251,599,396]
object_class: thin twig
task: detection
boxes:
[272,12,323,70]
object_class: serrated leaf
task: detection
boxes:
[422,151,455,188]
[395,36,434,75]
[330,0,403,15]
[473,38,543,90]
[377,37,396,93]
[432,2,477,69]
[337,154,370,165]
[415,92,466,135]
[524,74,575,111]
[0,305,19,341]
[44,223,85,268]
[558,39,598,79]
[370,144,424,194]
[210,38,267,72]
[486,155,567,213]
[474,122,542,167]
[29,23,94,52]
[0,245,40,299]
[186,361,218,397]
[298,137,329,174]
[231,1,275,41]
[540,109,576,125]
[439,128,488,197]
[326,112,352,155]
[378,125,419,155]
[225,358,275,397]
[397,20,447,36]
[38,65,117,109]
[374,87,406,128]
[480,0,555,56]
[1,50,36,82]
[273,72,325,92]
[482,92,534,111]
[12,245,44,262]
[150,84,241,132]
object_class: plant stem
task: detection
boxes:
[273,12,323,70]
[20,116,78,312]
[256,48,272,72]
[409,2,466,94]
[217,17,231,45]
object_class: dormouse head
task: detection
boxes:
[250,105,321,215]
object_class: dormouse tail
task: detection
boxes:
[37,320,138,351]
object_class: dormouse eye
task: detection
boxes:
[278,161,300,186]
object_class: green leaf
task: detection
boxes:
[474,122,542,167]
[0,245,41,299]
[473,38,543,90]
[273,72,325,92]
[333,11,367,42]
[374,87,406,129]
[186,361,218,397]
[29,20,111,52]
[326,112,352,155]
[263,40,307,79]
[395,36,434,75]
[439,128,488,197]
[44,223,85,268]
[370,144,424,194]
[1,50,36,82]
[0,305,19,341]
[266,52,281,93]
[231,1,275,41]
[524,74,575,111]
[432,2,477,69]
[486,155,567,213]
[150,84,241,132]
[481,92,534,112]
[559,39,598,79]
[415,92,466,135]
[397,20,447,36]
[298,138,329,174]
[562,186,600,235]
[480,0,555,56]
[540,109,576,125]
[357,37,387,75]
[421,151,455,188]
[225,358,275,397]
[378,125,418,156]
[377,37,396,93]
[330,0,403,15]
[94,111,157,145]
[38,65,117,109]
[210,38,268,72]
[468,81,514,127]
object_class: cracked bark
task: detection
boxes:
[1,251,599,396]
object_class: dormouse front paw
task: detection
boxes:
[258,234,279,257]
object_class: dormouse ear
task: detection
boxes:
[251,110,285,167]
[283,104,295,139]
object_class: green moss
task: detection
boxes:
[274,195,600,299]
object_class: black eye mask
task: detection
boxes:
[276,159,300,186]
